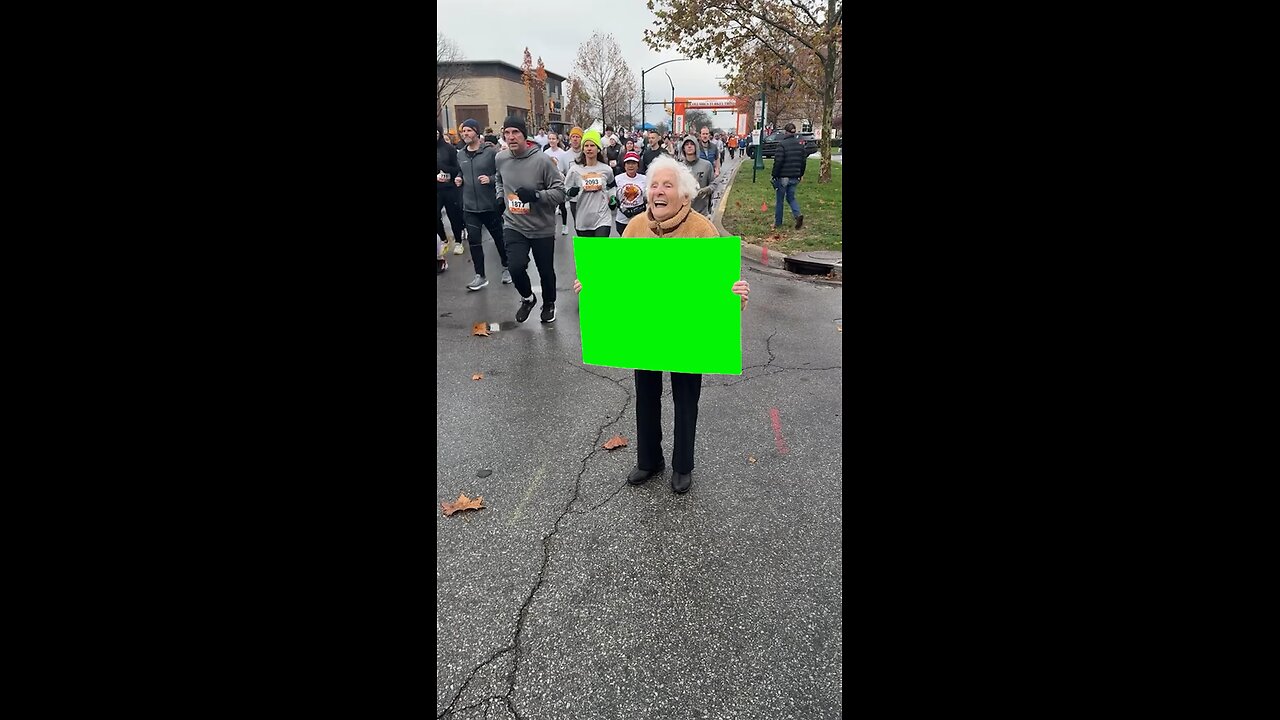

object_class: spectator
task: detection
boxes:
[572,155,749,495]
[771,122,807,230]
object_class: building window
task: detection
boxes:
[506,106,528,122]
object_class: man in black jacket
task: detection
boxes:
[771,123,807,230]
[638,130,667,176]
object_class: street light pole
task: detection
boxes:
[641,58,692,132]
[664,70,676,134]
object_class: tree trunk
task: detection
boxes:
[818,28,837,183]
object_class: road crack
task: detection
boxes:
[439,362,633,720]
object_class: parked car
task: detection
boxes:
[747,131,820,159]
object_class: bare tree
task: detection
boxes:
[562,76,595,129]
[436,33,468,123]
[572,31,637,129]
[684,109,714,135]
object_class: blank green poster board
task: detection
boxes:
[573,236,742,375]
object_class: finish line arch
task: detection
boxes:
[673,97,749,136]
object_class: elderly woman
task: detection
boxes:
[573,156,749,494]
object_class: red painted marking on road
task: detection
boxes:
[769,407,790,455]
[762,246,769,264]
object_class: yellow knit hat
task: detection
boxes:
[570,126,584,138]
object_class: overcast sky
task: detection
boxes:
[437,7,740,121]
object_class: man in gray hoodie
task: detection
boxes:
[679,135,716,218]
[494,116,568,324]
[454,119,510,291]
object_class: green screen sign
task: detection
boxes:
[572,236,743,375]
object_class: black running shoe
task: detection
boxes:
[540,301,556,323]
[516,295,537,323]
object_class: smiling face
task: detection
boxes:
[547,132,560,149]
[648,167,682,222]
[624,159,638,177]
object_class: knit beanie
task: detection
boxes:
[570,126,584,139]
[460,118,481,133]
[581,129,602,151]
[502,116,529,139]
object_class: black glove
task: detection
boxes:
[622,205,646,218]
[770,177,780,189]
[567,187,581,199]
[609,196,618,209]
[516,187,538,203]
[494,194,505,211]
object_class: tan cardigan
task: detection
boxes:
[622,203,718,238]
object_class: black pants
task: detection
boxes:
[577,225,611,237]
[615,221,629,236]
[437,188,465,242]
[463,210,508,277]
[635,370,702,474]
[504,229,556,303]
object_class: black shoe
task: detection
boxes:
[795,214,804,230]
[540,301,556,323]
[627,464,665,486]
[671,471,692,494]
[516,295,537,323]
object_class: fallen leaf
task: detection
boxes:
[602,435,628,450]
[748,455,757,464]
[441,493,485,517]
[472,373,484,381]
[472,323,489,337]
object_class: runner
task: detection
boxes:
[494,116,568,324]
[613,151,647,236]
[566,127,584,233]
[564,130,616,237]
[454,119,511,290]
[542,132,574,236]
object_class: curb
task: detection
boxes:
[712,161,788,270]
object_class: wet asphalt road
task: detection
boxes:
[436,169,843,719]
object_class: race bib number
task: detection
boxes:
[582,174,604,192]
[507,193,530,214]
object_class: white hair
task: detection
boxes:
[644,155,699,204]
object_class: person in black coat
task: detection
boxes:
[771,123,807,230]
[436,126,466,254]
